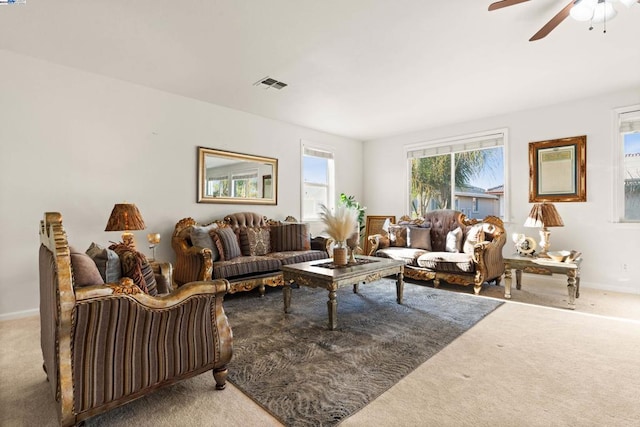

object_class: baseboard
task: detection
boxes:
[0,308,38,321]
[519,273,640,295]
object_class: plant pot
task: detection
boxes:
[333,247,348,266]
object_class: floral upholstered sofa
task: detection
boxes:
[172,212,328,295]
[367,209,506,295]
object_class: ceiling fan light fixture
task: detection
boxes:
[592,1,617,23]
[570,0,598,21]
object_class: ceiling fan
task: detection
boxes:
[489,0,640,41]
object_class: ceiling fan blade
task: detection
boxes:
[488,0,530,11]
[529,0,574,41]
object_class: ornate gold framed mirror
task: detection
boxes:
[529,135,586,202]
[197,147,278,204]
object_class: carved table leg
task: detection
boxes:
[575,268,581,299]
[396,271,404,304]
[515,269,522,290]
[504,263,512,299]
[567,270,577,310]
[327,289,337,330]
[353,283,359,293]
[283,282,291,313]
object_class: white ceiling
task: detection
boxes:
[1,0,639,141]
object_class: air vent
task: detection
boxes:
[254,76,288,90]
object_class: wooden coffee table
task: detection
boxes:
[281,256,405,330]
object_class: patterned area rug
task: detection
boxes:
[224,279,503,427]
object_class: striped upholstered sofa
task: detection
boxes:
[39,212,232,426]
[172,212,329,295]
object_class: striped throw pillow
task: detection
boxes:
[270,223,310,252]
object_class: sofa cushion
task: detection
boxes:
[212,256,281,279]
[416,252,475,274]
[267,250,327,265]
[86,242,121,283]
[375,247,428,267]
[445,227,463,253]
[213,227,242,260]
[463,223,485,255]
[109,243,158,295]
[388,225,408,247]
[240,226,271,256]
[408,226,431,251]
[270,223,310,252]
[190,223,220,261]
[70,248,105,287]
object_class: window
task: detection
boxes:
[406,131,506,220]
[207,176,229,197]
[302,144,335,221]
[231,170,258,198]
[614,106,640,222]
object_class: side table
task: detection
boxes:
[504,254,582,309]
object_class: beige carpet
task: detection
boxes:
[1,281,639,426]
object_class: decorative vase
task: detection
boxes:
[333,246,348,266]
[346,230,360,264]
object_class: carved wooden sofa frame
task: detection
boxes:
[172,213,329,296]
[368,210,506,295]
[39,212,232,426]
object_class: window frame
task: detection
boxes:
[404,128,509,221]
[301,141,336,222]
[612,104,640,223]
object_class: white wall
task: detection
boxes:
[364,88,640,294]
[0,50,363,319]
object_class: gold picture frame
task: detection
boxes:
[363,215,396,256]
[529,135,586,202]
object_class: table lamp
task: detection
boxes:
[524,202,564,258]
[105,203,146,249]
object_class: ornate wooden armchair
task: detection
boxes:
[39,213,233,426]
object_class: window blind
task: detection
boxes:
[304,146,334,159]
[406,133,504,159]
[619,110,640,133]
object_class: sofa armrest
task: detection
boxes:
[172,240,214,286]
[473,233,506,281]
[367,234,390,256]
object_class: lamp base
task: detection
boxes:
[537,228,551,258]
[122,232,136,249]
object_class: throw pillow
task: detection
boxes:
[190,223,220,261]
[109,243,157,295]
[388,225,408,247]
[408,226,432,251]
[86,242,121,283]
[463,223,486,255]
[70,247,104,287]
[445,227,463,253]
[240,227,271,256]
[213,227,242,260]
[270,223,310,252]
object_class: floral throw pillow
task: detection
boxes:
[240,227,271,256]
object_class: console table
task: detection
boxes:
[504,255,582,309]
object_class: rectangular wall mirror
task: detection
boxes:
[197,147,278,204]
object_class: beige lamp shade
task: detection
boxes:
[105,203,146,248]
